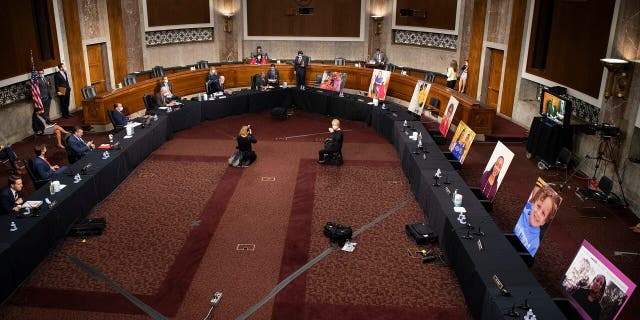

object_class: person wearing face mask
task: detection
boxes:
[112,103,129,127]
[254,46,269,60]
[33,144,68,181]
[54,62,71,118]
[159,76,173,93]
[267,63,280,87]
[37,67,53,123]
[155,87,178,108]
[513,184,562,256]
[318,119,343,164]
[251,53,267,65]
[293,50,309,90]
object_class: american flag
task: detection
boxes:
[30,52,44,111]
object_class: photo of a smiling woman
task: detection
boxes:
[513,182,562,256]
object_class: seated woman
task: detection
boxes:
[32,109,69,149]
[236,125,257,166]
[318,119,343,164]
[250,53,267,65]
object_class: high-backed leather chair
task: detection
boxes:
[123,74,137,86]
[152,66,164,78]
[81,86,96,100]
[196,60,209,69]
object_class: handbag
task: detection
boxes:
[323,222,353,246]
[228,150,241,167]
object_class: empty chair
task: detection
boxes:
[196,60,209,69]
[143,94,157,113]
[334,58,346,66]
[424,72,436,82]
[81,86,96,100]
[123,74,137,86]
[315,74,323,85]
[385,64,396,72]
[152,66,164,78]
[576,176,614,203]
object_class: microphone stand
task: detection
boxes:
[462,223,474,240]
[473,221,485,236]
[518,291,532,310]
[504,303,520,317]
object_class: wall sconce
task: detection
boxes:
[601,58,630,99]
[223,14,234,33]
[371,16,384,35]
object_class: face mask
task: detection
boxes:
[164,80,168,84]
[332,125,338,130]
[117,107,123,112]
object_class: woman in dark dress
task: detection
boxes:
[236,125,257,166]
[318,119,343,164]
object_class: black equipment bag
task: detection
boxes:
[323,222,353,246]
[271,107,287,120]
[405,223,437,245]
[69,218,106,237]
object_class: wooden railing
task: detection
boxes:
[82,63,495,134]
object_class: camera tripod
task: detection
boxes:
[584,134,628,207]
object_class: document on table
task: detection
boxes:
[342,241,357,252]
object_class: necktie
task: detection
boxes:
[41,156,53,168]
[61,71,67,81]
[14,190,18,200]
[77,136,86,145]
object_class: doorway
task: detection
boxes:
[485,48,504,109]
[86,43,108,93]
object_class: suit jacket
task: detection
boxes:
[0,187,20,215]
[112,110,128,126]
[54,70,71,92]
[155,91,169,108]
[38,76,52,99]
[67,134,91,158]
[33,156,55,181]
[255,76,267,88]
[267,69,279,82]
[293,55,309,69]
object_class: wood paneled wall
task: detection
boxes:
[0,0,60,79]
[467,0,486,98]
[246,0,361,37]
[107,0,128,85]
[62,0,87,108]
[499,0,526,117]
[394,0,457,30]
[525,0,616,98]
[145,0,210,27]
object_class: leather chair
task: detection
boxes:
[81,86,96,100]
[123,74,137,86]
[324,145,343,166]
[315,74,323,86]
[143,94,157,113]
[25,159,49,189]
[196,60,209,69]
[385,64,396,72]
[334,58,346,66]
[152,66,164,78]
[424,72,436,82]
[63,133,82,164]
[250,74,260,90]
[107,110,124,133]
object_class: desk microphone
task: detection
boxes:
[462,226,474,240]
[80,163,93,175]
[504,303,520,318]
[518,291,532,310]
[473,220,486,236]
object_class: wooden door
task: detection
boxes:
[486,48,504,109]
[86,43,107,93]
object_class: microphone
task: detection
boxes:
[518,291,532,310]
[462,227,474,240]
[473,220,486,236]
[504,303,520,318]
[80,163,93,175]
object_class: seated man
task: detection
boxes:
[158,76,173,94]
[0,144,24,174]
[255,72,268,90]
[267,64,280,87]
[0,175,23,215]
[210,76,230,94]
[253,46,269,60]
[206,67,219,94]
[318,119,343,164]
[66,126,95,163]
[155,87,178,108]
[33,144,68,181]
[112,103,129,126]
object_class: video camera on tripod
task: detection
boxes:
[588,123,621,138]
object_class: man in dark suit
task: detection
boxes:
[112,103,128,126]
[293,50,310,90]
[37,67,53,122]
[267,64,280,87]
[373,48,388,66]
[155,87,178,108]
[0,144,24,174]
[0,175,23,215]
[67,127,95,163]
[33,144,68,181]
[255,72,268,90]
[54,62,71,118]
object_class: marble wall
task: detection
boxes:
[121,0,144,73]
[486,0,509,44]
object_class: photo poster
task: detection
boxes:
[478,141,515,202]
[448,120,475,163]
[561,240,636,320]
[319,71,347,93]
[439,96,459,137]
[367,69,392,100]
[408,80,431,116]
[513,177,563,257]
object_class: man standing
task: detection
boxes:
[0,145,24,174]
[293,50,309,90]
[54,62,71,118]
[33,144,68,181]
[0,176,23,215]
[37,67,53,122]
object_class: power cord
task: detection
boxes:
[202,292,222,320]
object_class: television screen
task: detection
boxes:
[561,240,636,320]
[319,71,347,92]
[408,80,430,116]
[540,90,572,126]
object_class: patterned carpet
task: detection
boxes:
[1,110,638,319]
